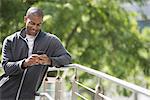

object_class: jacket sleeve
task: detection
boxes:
[1,37,24,76]
[48,35,72,67]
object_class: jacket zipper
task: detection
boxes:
[16,69,27,100]
[15,38,29,100]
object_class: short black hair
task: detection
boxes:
[26,7,44,17]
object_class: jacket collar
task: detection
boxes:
[19,28,42,39]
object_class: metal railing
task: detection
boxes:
[35,64,150,100]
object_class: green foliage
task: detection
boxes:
[0,0,149,90]
[0,0,30,42]
[35,0,150,89]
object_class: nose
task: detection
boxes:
[32,25,38,30]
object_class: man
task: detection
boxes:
[0,7,71,100]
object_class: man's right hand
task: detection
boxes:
[22,54,41,68]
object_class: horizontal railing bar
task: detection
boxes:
[74,92,88,100]
[98,93,112,100]
[39,92,54,100]
[45,89,55,92]
[76,81,112,100]
[76,81,95,93]
[47,66,74,71]
[64,64,150,97]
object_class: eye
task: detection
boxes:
[29,21,35,25]
[37,24,40,26]
[37,23,42,27]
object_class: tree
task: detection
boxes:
[36,0,150,88]
[0,0,30,47]
[0,0,149,89]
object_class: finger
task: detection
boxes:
[31,55,40,59]
[39,54,49,60]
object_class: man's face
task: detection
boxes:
[24,15,43,36]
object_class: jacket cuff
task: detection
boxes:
[19,59,26,70]
[51,58,59,68]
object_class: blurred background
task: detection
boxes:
[0,0,150,100]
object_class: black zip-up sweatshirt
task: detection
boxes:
[0,28,71,100]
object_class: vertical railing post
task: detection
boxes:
[95,78,103,100]
[72,68,78,100]
[55,69,62,100]
[134,92,138,100]
[43,73,48,100]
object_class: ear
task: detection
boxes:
[24,16,27,23]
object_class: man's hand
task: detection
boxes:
[22,54,51,69]
[38,54,52,65]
